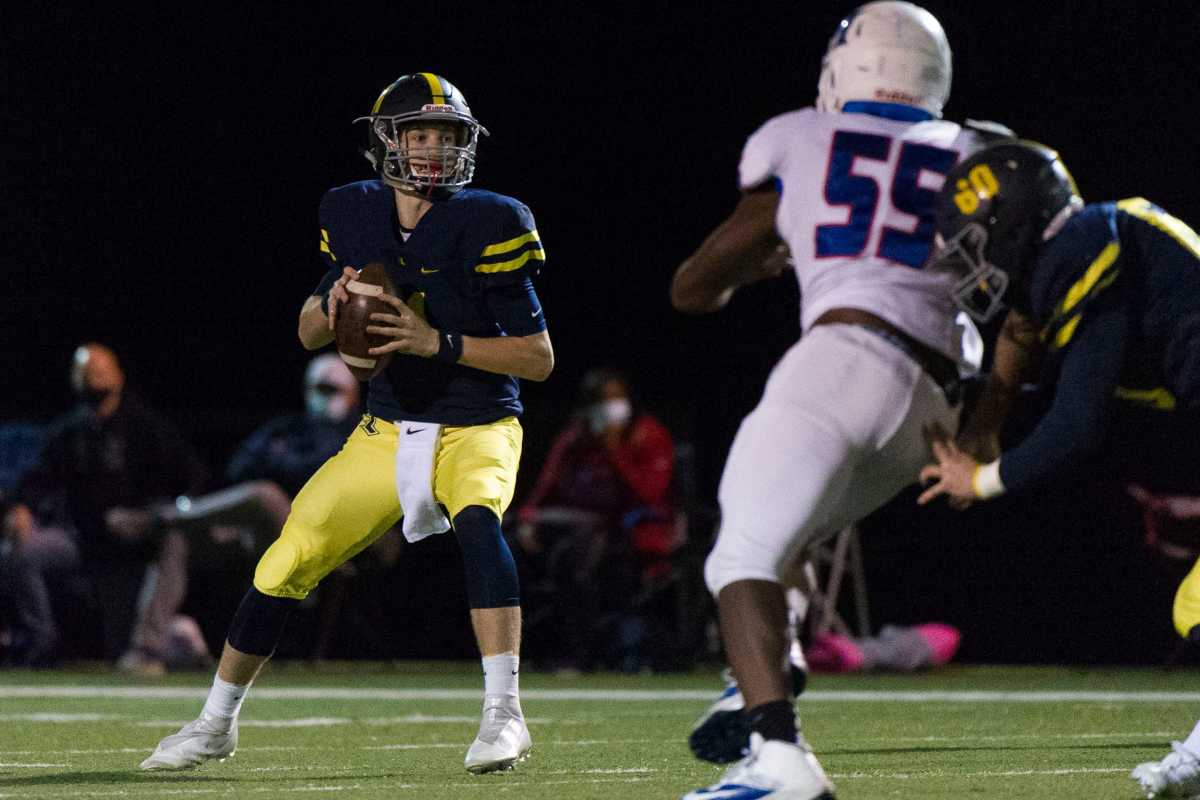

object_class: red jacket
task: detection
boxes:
[520,414,677,575]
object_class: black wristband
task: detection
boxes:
[435,331,463,363]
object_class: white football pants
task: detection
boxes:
[705,323,960,595]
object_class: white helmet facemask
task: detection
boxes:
[816,1,952,118]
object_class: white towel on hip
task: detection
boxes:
[394,421,451,543]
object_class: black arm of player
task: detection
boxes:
[997,301,1129,494]
[670,189,784,314]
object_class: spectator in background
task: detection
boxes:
[1,343,209,671]
[226,354,361,496]
[168,354,363,555]
[163,354,387,660]
[515,367,675,669]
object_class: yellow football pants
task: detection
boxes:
[1174,556,1200,639]
[253,415,522,600]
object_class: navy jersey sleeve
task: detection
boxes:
[311,189,345,296]
[472,200,546,288]
[999,249,1128,493]
[473,199,547,335]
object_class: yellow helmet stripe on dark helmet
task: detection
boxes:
[418,72,446,104]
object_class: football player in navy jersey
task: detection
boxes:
[914,140,1200,799]
[141,72,552,775]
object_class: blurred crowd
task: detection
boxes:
[7,344,1193,676]
[0,346,706,674]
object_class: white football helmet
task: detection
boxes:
[816,1,952,117]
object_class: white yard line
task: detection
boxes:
[2,686,1199,702]
[0,766,1148,799]
[830,766,1132,779]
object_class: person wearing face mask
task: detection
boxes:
[515,367,676,670]
[1,343,209,670]
[151,354,373,662]
[223,354,361,496]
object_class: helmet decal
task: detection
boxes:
[932,140,1083,322]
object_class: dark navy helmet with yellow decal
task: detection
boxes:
[930,140,1083,322]
[355,73,489,199]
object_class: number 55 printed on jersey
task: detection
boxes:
[815,131,958,269]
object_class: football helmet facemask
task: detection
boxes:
[930,140,1083,322]
[817,1,952,117]
[356,73,489,199]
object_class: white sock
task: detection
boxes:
[1183,718,1200,753]
[201,675,251,725]
[482,652,520,699]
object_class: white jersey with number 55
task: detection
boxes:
[739,107,994,371]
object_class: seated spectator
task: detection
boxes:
[166,354,362,555]
[162,354,400,660]
[515,367,676,670]
[1,344,210,672]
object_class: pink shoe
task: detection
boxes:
[806,632,865,673]
[914,623,961,665]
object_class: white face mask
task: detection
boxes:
[306,390,354,423]
[588,398,632,434]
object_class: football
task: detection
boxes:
[333,262,396,381]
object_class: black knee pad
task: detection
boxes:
[453,505,519,608]
[226,587,298,657]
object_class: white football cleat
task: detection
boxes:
[464,695,531,774]
[139,713,238,771]
[682,732,835,800]
[1132,742,1200,798]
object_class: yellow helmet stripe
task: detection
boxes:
[419,72,446,104]
[370,86,390,115]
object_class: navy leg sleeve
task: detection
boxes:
[226,586,298,657]
[453,505,520,608]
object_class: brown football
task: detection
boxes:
[333,262,396,381]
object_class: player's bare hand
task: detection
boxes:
[366,293,439,357]
[326,267,359,331]
[917,424,979,507]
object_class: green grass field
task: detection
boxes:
[0,663,1196,799]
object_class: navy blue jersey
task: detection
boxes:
[1000,199,1200,491]
[312,180,547,425]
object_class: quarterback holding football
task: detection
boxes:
[141,72,553,775]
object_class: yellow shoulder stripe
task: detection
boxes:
[1045,267,1120,349]
[1051,314,1080,349]
[1114,386,1177,411]
[1117,197,1200,258]
[319,228,336,261]
[1055,241,1120,318]
[481,230,541,257]
[475,248,546,274]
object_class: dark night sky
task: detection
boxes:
[5,2,1200,496]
